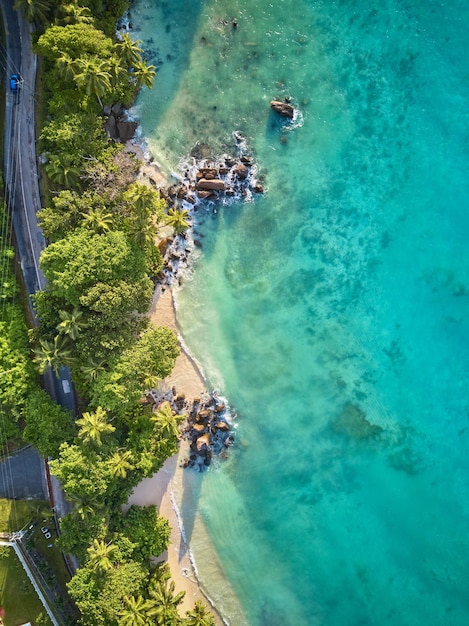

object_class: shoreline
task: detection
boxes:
[125,142,245,624]
[129,283,227,625]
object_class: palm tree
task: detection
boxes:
[126,183,160,218]
[55,2,93,25]
[79,356,106,383]
[127,212,157,249]
[32,335,74,375]
[185,601,216,626]
[76,406,115,447]
[132,60,156,91]
[117,34,144,67]
[107,450,134,479]
[81,208,114,233]
[68,494,101,520]
[57,308,87,341]
[45,156,81,188]
[13,0,51,23]
[56,53,80,82]
[118,595,152,626]
[147,576,185,626]
[108,57,128,86]
[165,207,191,235]
[74,58,112,108]
[151,402,185,440]
[87,539,117,572]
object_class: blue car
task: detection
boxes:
[9,74,19,93]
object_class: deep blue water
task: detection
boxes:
[131,1,469,624]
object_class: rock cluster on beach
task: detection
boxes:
[145,388,235,471]
[156,234,192,287]
[182,393,235,470]
[104,103,138,142]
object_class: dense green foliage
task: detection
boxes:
[0,207,45,440]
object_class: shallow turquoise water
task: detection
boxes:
[132,1,469,624]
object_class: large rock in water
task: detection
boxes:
[233,163,249,180]
[197,178,226,191]
[270,100,295,118]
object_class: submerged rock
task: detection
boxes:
[332,403,383,440]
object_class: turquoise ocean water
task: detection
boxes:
[131,1,469,624]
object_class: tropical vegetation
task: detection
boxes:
[0,0,215,623]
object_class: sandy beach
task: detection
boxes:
[126,285,227,624]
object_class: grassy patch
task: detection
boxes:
[0,499,48,534]
[0,545,52,625]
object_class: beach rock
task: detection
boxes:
[215,421,231,432]
[196,433,211,452]
[111,102,124,116]
[197,190,215,200]
[233,163,249,180]
[104,114,119,140]
[197,178,226,191]
[270,100,295,118]
[253,183,265,193]
[215,403,225,413]
[192,423,206,433]
[197,409,212,422]
[117,120,138,141]
[175,393,185,409]
[157,238,172,256]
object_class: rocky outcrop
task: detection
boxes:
[155,135,266,290]
[104,104,138,142]
[117,120,138,141]
[182,393,235,470]
[270,99,295,118]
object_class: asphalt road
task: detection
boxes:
[1,1,74,522]
[0,446,46,499]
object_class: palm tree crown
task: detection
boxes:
[57,307,87,341]
[76,406,115,446]
[81,208,114,233]
[165,207,191,235]
[32,335,74,375]
[87,539,117,572]
[117,34,144,67]
[185,600,216,626]
[151,402,185,441]
[107,450,134,479]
